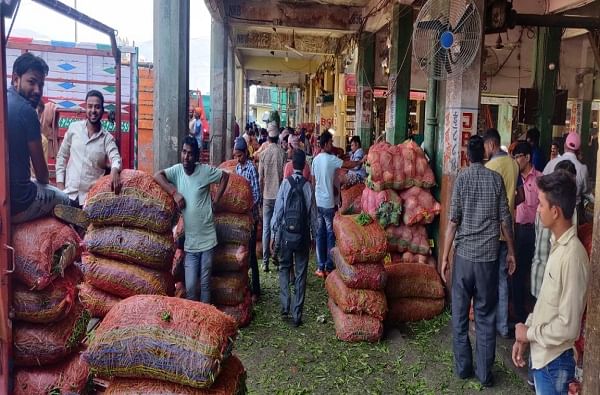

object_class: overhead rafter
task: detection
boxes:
[235,30,341,55]
[224,0,364,33]
[205,0,227,23]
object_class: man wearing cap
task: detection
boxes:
[233,137,261,301]
[259,122,287,272]
[543,132,589,207]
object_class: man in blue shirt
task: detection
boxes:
[8,52,71,223]
[154,136,229,303]
[526,127,546,172]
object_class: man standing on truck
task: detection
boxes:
[55,90,122,206]
[8,52,71,223]
[154,136,229,303]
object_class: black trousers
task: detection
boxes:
[451,253,499,386]
[512,223,535,323]
[278,242,309,322]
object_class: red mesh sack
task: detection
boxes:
[85,169,177,233]
[399,187,441,225]
[385,263,444,299]
[390,252,434,265]
[578,223,592,257]
[82,254,175,298]
[218,159,238,172]
[217,293,252,328]
[172,248,185,282]
[213,244,249,273]
[340,183,365,214]
[256,240,263,259]
[333,214,388,264]
[361,188,402,227]
[83,295,237,389]
[84,226,174,270]
[331,247,386,291]
[385,224,431,255]
[328,298,383,343]
[105,355,247,395]
[387,297,445,323]
[13,351,90,395]
[214,212,253,245]
[211,272,250,306]
[14,302,90,367]
[13,266,81,324]
[325,270,387,320]
[78,282,122,318]
[13,217,82,290]
[212,172,253,214]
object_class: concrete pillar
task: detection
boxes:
[532,27,561,158]
[235,66,243,136]
[356,33,375,148]
[497,103,513,144]
[226,43,235,160]
[436,0,484,272]
[152,0,190,171]
[210,20,228,165]
[385,4,413,144]
[333,57,344,147]
[243,77,250,128]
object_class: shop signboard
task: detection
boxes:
[344,74,357,96]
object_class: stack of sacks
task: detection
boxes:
[81,170,177,318]
[385,263,445,324]
[83,295,246,393]
[212,166,254,328]
[340,183,365,215]
[11,218,91,394]
[365,141,440,265]
[326,214,388,342]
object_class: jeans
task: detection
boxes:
[316,207,336,271]
[496,241,509,336]
[249,222,260,296]
[513,224,536,323]
[184,247,214,303]
[278,241,309,322]
[262,199,276,266]
[532,349,575,395]
[451,253,499,386]
[12,181,71,224]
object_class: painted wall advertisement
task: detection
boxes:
[443,109,477,174]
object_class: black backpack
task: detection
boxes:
[282,175,308,249]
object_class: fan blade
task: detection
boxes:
[451,3,474,34]
[416,19,446,31]
[444,51,453,75]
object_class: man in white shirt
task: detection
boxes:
[55,90,122,205]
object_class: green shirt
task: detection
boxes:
[164,163,223,252]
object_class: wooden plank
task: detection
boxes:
[583,139,600,394]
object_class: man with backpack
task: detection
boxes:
[270,150,317,327]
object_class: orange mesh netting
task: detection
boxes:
[82,254,175,298]
[328,298,383,343]
[331,247,386,291]
[14,302,90,367]
[172,248,185,282]
[340,184,365,215]
[214,213,253,245]
[389,252,434,266]
[361,188,402,227]
[13,266,81,324]
[385,224,431,255]
[212,172,253,214]
[385,263,444,299]
[399,187,441,225]
[85,170,177,234]
[105,355,247,395]
[13,351,90,395]
[213,244,249,273]
[578,223,592,257]
[83,295,237,389]
[325,270,387,320]
[84,226,174,270]
[365,141,435,191]
[217,293,252,329]
[211,272,250,306]
[333,214,388,264]
[78,282,122,318]
[386,297,445,324]
[218,159,238,173]
[13,217,81,290]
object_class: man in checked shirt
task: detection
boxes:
[441,135,516,388]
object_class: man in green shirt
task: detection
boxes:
[155,136,229,303]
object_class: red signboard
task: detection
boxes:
[344,74,356,96]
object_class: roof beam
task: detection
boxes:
[243,56,322,73]
[224,0,363,33]
[235,30,341,55]
[204,0,227,22]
